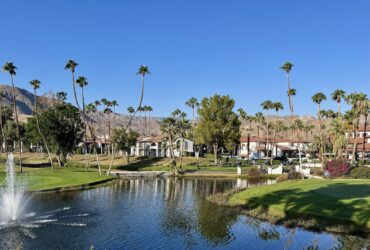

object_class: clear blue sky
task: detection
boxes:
[1,0,370,117]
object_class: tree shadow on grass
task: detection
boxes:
[240,182,370,235]
[117,157,166,171]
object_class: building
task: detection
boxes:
[239,136,311,159]
[133,135,194,157]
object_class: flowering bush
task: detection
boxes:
[327,159,351,177]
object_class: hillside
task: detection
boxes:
[0,84,327,138]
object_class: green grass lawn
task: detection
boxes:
[0,166,113,191]
[229,179,370,231]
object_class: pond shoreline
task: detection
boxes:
[29,177,116,193]
[207,180,370,237]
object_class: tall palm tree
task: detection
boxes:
[101,98,110,154]
[86,103,102,175]
[147,105,153,135]
[272,102,284,161]
[124,65,151,131]
[0,92,7,154]
[329,117,347,158]
[185,97,199,124]
[30,79,54,170]
[311,92,327,161]
[76,76,89,168]
[280,62,294,114]
[111,100,118,127]
[261,100,273,159]
[331,89,346,115]
[94,100,103,154]
[280,61,303,168]
[357,96,369,161]
[127,106,135,128]
[2,62,23,172]
[345,92,366,162]
[64,60,80,108]
[254,112,264,157]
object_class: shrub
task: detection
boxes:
[276,174,288,182]
[273,160,281,165]
[310,167,324,177]
[349,166,370,179]
[256,159,265,165]
[327,159,351,177]
[288,168,302,180]
[247,167,263,179]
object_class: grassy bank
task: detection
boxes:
[0,166,113,191]
[225,179,370,234]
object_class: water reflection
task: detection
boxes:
[0,177,368,249]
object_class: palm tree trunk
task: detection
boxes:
[71,71,81,109]
[0,101,6,154]
[362,114,368,161]
[81,87,88,170]
[318,104,324,162]
[287,73,293,114]
[34,89,53,170]
[10,76,22,172]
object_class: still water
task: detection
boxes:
[0,178,368,249]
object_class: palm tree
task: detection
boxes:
[143,105,149,131]
[111,100,118,126]
[127,106,135,128]
[124,65,151,131]
[94,100,103,154]
[30,79,54,170]
[2,62,23,172]
[0,92,7,154]
[311,92,327,161]
[147,105,153,135]
[185,97,199,124]
[331,89,346,115]
[86,103,102,175]
[345,92,366,162]
[357,96,369,161]
[329,117,347,158]
[280,62,294,114]
[261,100,273,159]
[64,60,80,108]
[76,76,89,168]
[101,98,110,154]
[281,61,303,168]
[271,102,284,161]
[254,112,265,157]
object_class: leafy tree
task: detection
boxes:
[111,129,138,164]
[2,62,23,171]
[36,103,83,166]
[195,95,241,165]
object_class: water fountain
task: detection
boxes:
[0,153,27,224]
[0,154,88,244]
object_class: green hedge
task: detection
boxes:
[350,166,370,179]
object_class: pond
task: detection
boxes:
[0,177,369,249]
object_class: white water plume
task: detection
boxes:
[0,153,27,223]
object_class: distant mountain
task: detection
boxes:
[0,84,162,135]
[0,84,329,139]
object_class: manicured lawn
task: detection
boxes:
[229,179,370,230]
[0,166,113,191]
